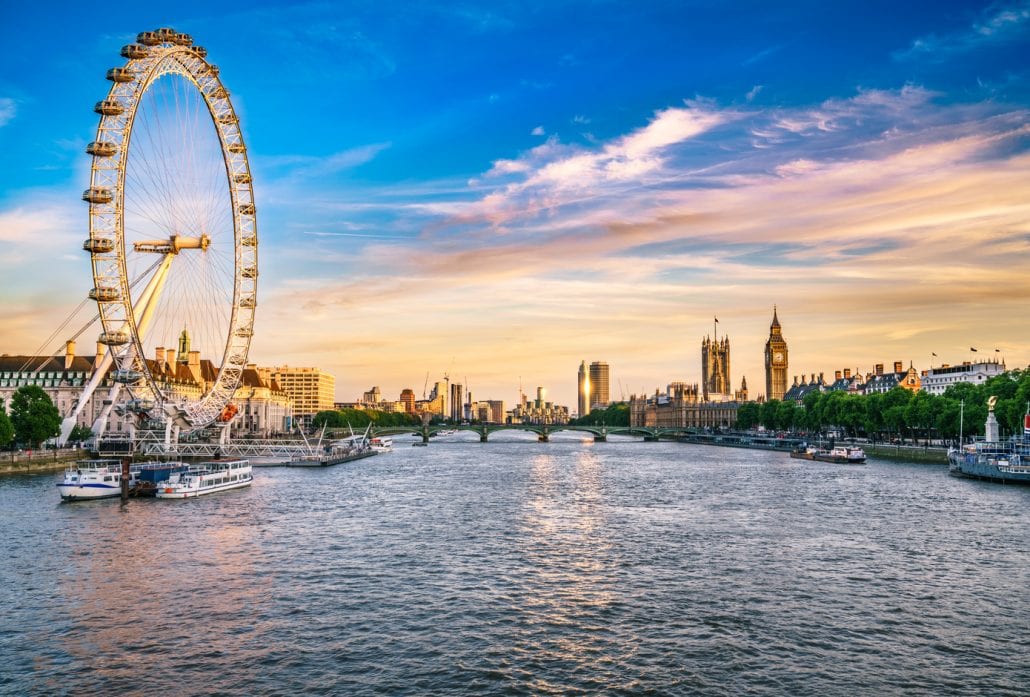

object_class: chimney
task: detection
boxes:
[793,375,799,385]
[835,370,842,381]
[64,340,75,371]
[188,351,200,366]
[165,349,176,371]
[844,368,851,379]
[155,347,165,371]
[875,363,884,376]
[894,361,903,373]
[818,372,824,384]
[96,341,105,358]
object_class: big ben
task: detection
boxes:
[764,307,788,401]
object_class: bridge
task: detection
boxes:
[365,424,696,444]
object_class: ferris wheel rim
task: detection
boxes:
[83,28,258,431]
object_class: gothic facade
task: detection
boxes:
[764,307,788,401]
[701,335,731,401]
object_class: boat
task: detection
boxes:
[947,402,1030,485]
[130,461,191,496]
[789,445,866,464]
[370,436,393,453]
[155,459,252,498]
[949,442,1030,484]
[57,459,128,501]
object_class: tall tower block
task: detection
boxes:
[764,307,788,401]
[577,361,590,416]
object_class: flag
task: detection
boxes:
[995,349,1000,353]
[932,352,937,357]
[714,317,719,323]
[970,347,978,352]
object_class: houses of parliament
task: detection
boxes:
[629,309,787,428]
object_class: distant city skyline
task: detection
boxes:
[2,2,1029,407]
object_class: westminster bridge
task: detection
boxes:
[368,424,693,444]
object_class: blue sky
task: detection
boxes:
[2,1,1029,407]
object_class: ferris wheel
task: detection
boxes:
[70,27,257,440]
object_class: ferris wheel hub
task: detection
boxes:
[133,234,211,254]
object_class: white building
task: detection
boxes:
[920,359,1005,395]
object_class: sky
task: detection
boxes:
[2,1,1029,409]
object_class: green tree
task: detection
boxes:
[9,385,61,447]
[759,399,781,430]
[68,424,94,443]
[735,402,760,430]
[0,400,14,448]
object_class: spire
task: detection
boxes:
[771,305,781,329]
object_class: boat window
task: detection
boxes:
[104,476,113,482]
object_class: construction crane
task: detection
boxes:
[423,371,429,399]
[619,379,626,401]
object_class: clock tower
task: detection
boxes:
[764,307,788,401]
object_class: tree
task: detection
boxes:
[735,402,760,430]
[760,399,781,430]
[9,385,61,447]
[68,424,94,443]
[0,399,13,448]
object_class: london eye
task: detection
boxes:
[67,27,258,442]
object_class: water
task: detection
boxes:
[1,435,1028,695]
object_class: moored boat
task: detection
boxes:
[789,445,866,464]
[948,403,1030,485]
[57,459,127,501]
[948,443,1030,485]
[155,459,252,498]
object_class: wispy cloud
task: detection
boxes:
[0,98,15,127]
[895,1,1030,61]
[257,142,390,180]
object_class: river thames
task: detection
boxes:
[1,436,1027,695]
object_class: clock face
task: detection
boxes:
[774,352,784,363]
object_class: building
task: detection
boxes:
[629,384,740,429]
[270,365,335,426]
[399,389,416,414]
[577,360,590,416]
[921,359,1005,395]
[588,362,610,409]
[450,383,464,421]
[0,341,293,439]
[361,386,382,405]
[783,373,827,404]
[864,361,921,394]
[764,308,788,401]
[238,366,294,436]
[701,335,731,401]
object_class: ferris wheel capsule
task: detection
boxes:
[94,100,124,116]
[83,238,115,253]
[121,44,149,59]
[106,68,135,83]
[86,141,118,157]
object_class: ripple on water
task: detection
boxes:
[1,442,1028,695]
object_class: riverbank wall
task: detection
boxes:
[0,450,89,476]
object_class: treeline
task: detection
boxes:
[569,402,630,427]
[735,369,1030,441]
[312,408,421,429]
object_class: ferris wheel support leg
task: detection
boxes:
[91,383,123,440]
[57,348,117,445]
[76,254,176,446]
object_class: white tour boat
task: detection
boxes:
[155,459,253,499]
[370,436,393,452]
[57,459,128,501]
